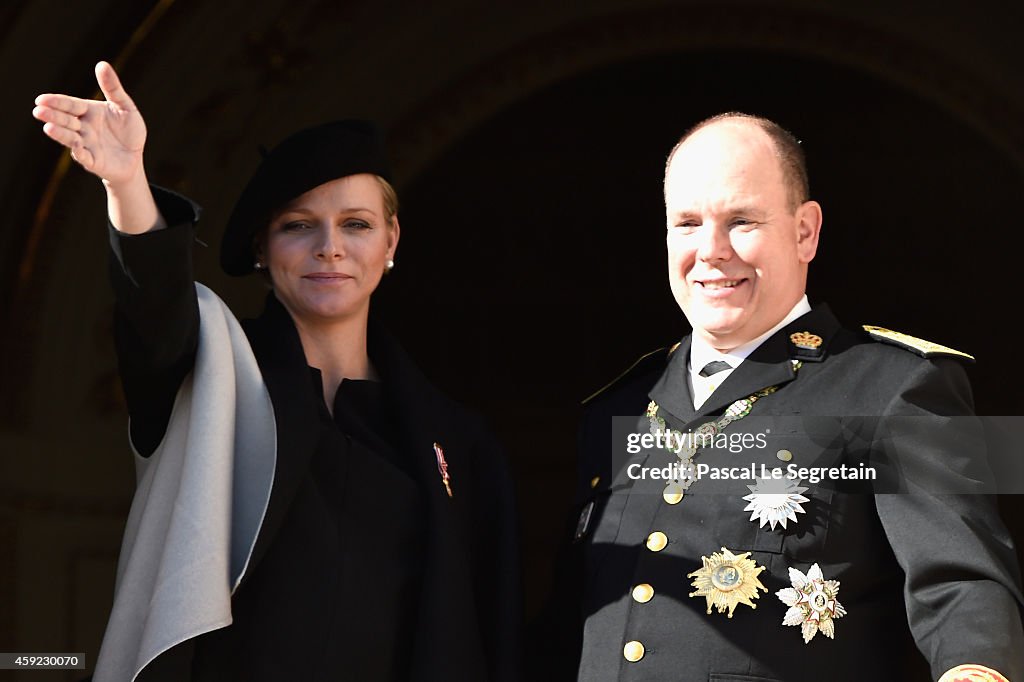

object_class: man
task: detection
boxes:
[557,114,1024,680]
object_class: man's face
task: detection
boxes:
[664,121,821,351]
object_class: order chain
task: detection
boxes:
[645,360,802,501]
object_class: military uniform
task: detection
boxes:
[557,304,1023,681]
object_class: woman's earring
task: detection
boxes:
[254,261,265,270]
[385,258,395,273]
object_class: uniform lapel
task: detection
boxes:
[695,331,797,417]
[648,336,697,426]
[652,305,842,426]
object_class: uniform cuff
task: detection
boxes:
[938,664,1010,682]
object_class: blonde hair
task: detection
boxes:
[375,174,399,223]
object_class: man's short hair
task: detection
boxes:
[665,112,809,210]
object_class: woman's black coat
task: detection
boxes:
[107,187,521,681]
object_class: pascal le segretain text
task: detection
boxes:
[627,461,876,485]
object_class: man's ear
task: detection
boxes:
[795,200,822,264]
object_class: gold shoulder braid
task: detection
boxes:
[863,325,974,362]
[646,360,802,504]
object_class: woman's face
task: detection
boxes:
[260,173,399,327]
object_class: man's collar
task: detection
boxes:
[652,301,841,425]
[689,295,812,372]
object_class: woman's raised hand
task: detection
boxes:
[34,62,163,233]
[33,61,147,188]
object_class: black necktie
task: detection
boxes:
[699,360,732,377]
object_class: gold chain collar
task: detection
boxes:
[644,360,802,502]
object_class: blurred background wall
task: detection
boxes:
[1,1,1021,678]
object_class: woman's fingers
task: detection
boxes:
[41,121,82,150]
[43,123,97,170]
[33,62,145,183]
[33,93,90,117]
[32,105,82,132]
[70,146,95,170]
[95,61,135,110]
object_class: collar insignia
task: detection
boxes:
[789,331,824,361]
[789,331,822,350]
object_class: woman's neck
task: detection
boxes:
[290,309,374,414]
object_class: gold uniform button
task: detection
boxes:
[777,449,793,462]
[646,531,668,552]
[590,476,601,488]
[632,583,654,603]
[623,640,645,662]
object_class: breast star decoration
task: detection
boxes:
[688,547,767,618]
[742,477,809,530]
[776,563,846,643]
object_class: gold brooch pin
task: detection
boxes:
[789,331,823,350]
[776,563,846,643]
[688,547,767,617]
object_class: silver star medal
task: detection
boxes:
[742,477,809,530]
[776,563,847,643]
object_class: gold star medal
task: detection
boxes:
[742,477,809,530]
[688,547,767,618]
[776,563,846,643]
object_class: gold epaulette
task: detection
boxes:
[863,325,975,362]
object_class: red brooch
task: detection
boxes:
[433,442,453,498]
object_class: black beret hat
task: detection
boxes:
[220,119,393,276]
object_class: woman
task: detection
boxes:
[34,62,520,682]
